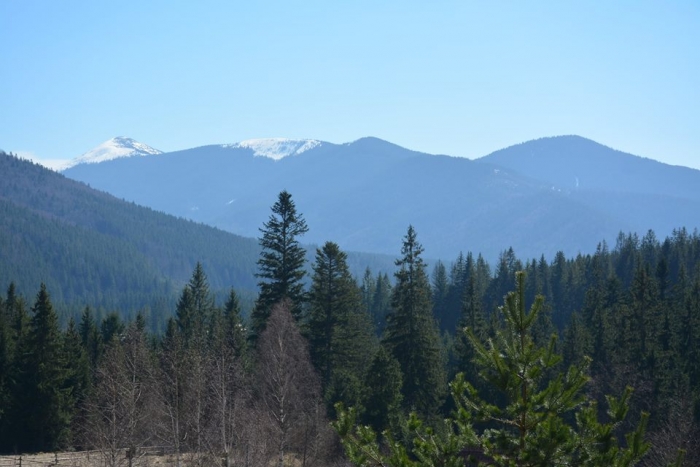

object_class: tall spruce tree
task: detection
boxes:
[62,317,91,448]
[308,242,359,385]
[171,264,216,455]
[79,306,102,368]
[14,284,72,452]
[360,346,403,434]
[222,288,247,359]
[431,261,451,332]
[251,190,309,340]
[360,267,376,316]
[308,242,376,410]
[383,225,446,418]
[371,272,392,335]
[176,262,215,348]
[456,270,487,384]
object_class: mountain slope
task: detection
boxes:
[63,137,641,261]
[478,136,700,238]
[0,151,397,321]
[478,135,700,200]
[0,152,255,310]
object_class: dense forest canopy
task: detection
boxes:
[2,176,700,464]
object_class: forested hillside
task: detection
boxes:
[0,152,395,326]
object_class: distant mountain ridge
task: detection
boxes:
[60,134,700,261]
[477,136,700,246]
[478,135,700,202]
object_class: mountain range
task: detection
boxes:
[62,135,700,261]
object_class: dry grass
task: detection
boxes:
[0,450,320,467]
[0,450,176,467]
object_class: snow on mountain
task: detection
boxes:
[225,138,321,160]
[61,137,162,170]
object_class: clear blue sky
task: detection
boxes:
[1,1,698,168]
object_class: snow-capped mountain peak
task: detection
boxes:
[226,138,321,160]
[62,137,162,170]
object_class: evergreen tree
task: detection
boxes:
[222,288,247,359]
[486,247,521,312]
[100,312,124,345]
[443,252,469,335]
[251,190,309,340]
[159,266,216,458]
[327,305,377,415]
[360,346,403,434]
[383,225,446,418]
[681,273,700,390]
[176,263,215,348]
[62,317,91,448]
[335,272,652,467]
[6,282,29,351]
[308,242,358,384]
[628,261,661,364]
[14,284,72,451]
[431,260,450,332]
[0,285,30,452]
[79,306,102,368]
[550,250,569,327]
[360,267,376,316]
[456,271,487,383]
[371,272,392,335]
[308,242,376,410]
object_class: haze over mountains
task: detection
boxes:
[63,135,700,261]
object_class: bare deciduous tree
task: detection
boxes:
[85,324,157,467]
[156,320,186,467]
[202,308,248,467]
[254,300,333,467]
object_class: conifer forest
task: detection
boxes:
[1,190,699,466]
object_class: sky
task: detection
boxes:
[1,1,698,169]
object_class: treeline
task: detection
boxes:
[423,228,700,447]
[0,190,698,465]
[0,150,258,316]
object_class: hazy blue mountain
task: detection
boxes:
[478,135,700,240]
[62,136,656,261]
[479,135,700,199]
